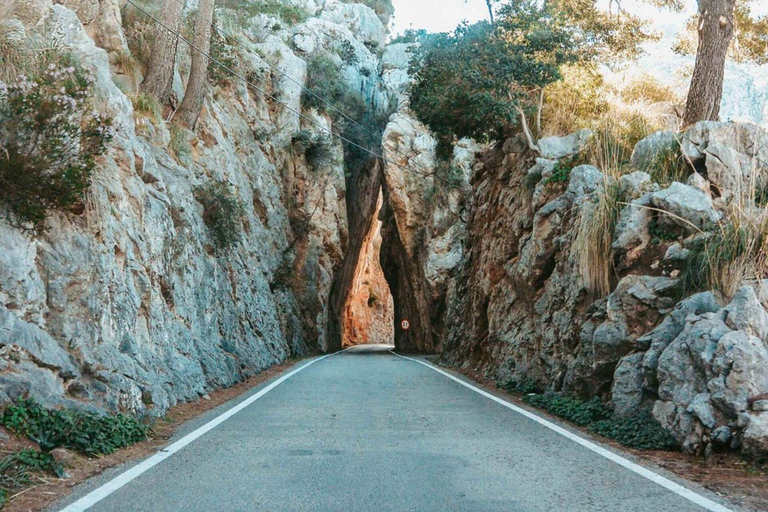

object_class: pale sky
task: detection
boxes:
[390,0,489,36]
[390,0,768,38]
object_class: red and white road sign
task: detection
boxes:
[401,319,410,331]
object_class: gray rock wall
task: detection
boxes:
[0,0,395,415]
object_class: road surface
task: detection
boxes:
[56,345,732,512]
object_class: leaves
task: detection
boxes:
[408,0,652,157]
[0,55,113,232]
[1,400,148,456]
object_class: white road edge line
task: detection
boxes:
[390,351,733,512]
[58,349,351,512]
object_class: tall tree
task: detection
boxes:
[175,0,216,129]
[410,0,651,156]
[141,0,186,104]
[656,0,767,126]
[683,0,737,126]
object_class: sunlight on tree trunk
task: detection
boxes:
[175,0,215,129]
[682,0,736,127]
[141,0,186,104]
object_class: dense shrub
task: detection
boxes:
[591,411,678,451]
[1,400,148,456]
[0,57,114,232]
[194,182,246,249]
[520,393,677,450]
[209,20,240,86]
[292,130,336,172]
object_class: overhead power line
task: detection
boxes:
[124,0,460,189]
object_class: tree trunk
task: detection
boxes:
[141,0,186,104]
[175,0,215,129]
[486,0,495,25]
[682,0,736,127]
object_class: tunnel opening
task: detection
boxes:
[341,189,394,347]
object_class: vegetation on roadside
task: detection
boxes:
[498,380,677,451]
[0,449,64,507]
[682,203,768,298]
[2,400,149,456]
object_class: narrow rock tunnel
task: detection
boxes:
[326,157,438,354]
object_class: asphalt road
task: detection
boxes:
[56,345,732,512]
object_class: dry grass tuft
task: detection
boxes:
[683,166,768,298]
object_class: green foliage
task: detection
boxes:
[0,449,64,505]
[0,56,114,232]
[337,40,358,65]
[1,400,148,456]
[390,29,431,45]
[292,130,336,172]
[131,92,162,121]
[524,394,611,426]
[218,0,310,25]
[545,157,577,184]
[521,393,678,450]
[498,377,542,395]
[408,0,651,154]
[209,20,240,86]
[194,182,245,249]
[591,411,678,451]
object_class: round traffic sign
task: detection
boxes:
[401,319,410,331]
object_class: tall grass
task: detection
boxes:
[0,1,65,82]
[571,116,646,297]
[682,165,768,298]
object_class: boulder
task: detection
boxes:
[613,193,652,266]
[682,121,768,195]
[630,131,678,171]
[650,182,722,232]
[538,129,592,160]
[723,286,768,340]
[743,413,768,456]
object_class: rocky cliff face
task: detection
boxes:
[0,0,397,415]
[431,122,768,457]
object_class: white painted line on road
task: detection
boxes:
[391,351,733,512]
[58,349,350,512]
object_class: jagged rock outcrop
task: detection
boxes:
[0,0,396,414]
[435,121,768,457]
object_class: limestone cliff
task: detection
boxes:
[0,0,395,414]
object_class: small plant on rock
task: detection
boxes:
[292,130,337,172]
[0,57,114,232]
[194,181,245,249]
